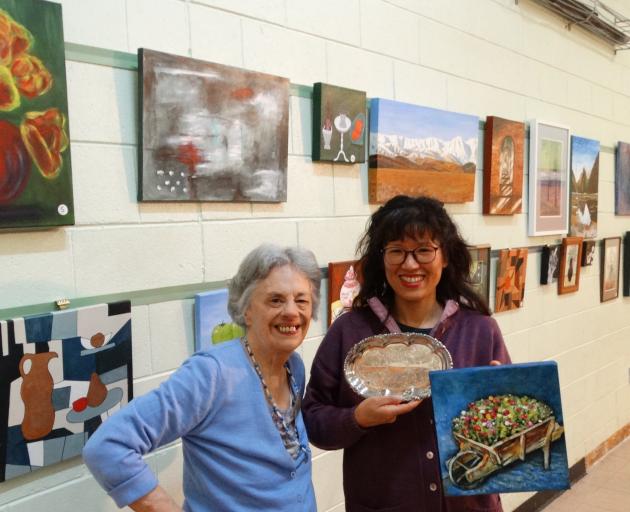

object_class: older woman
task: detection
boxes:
[83,244,321,511]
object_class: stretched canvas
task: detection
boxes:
[528,121,570,236]
[581,240,595,267]
[495,248,528,312]
[194,289,243,351]
[312,83,366,164]
[624,232,630,297]
[601,237,621,302]
[0,0,74,229]
[483,117,524,215]
[368,98,478,204]
[430,361,569,496]
[139,49,289,202]
[328,260,361,326]
[540,245,560,285]
[558,237,583,295]
[615,142,630,215]
[468,245,490,306]
[0,301,132,482]
[569,136,599,237]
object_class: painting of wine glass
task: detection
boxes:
[558,237,582,295]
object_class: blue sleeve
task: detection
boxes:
[82,353,223,508]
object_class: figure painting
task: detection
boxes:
[615,142,630,215]
[312,83,366,164]
[601,237,621,302]
[0,302,132,482]
[368,98,478,204]
[495,248,527,313]
[0,0,74,229]
[430,361,569,496]
[558,237,583,295]
[569,136,599,237]
[194,289,243,352]
[540,245,561,285]
[139,49,289,202]
[327,260,361,326]
[581,240,595,267]
[483,117,524,215]
[468,245,490,306]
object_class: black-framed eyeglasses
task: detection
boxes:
[382,246,440,265]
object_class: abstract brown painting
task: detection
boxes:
[495,248,528,313]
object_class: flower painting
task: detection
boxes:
[0,0,74,229]
[139,49,289,202]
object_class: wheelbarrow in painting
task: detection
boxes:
[429,362,569,495]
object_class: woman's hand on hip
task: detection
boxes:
[354,396,421,428]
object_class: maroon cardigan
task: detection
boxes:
[302,301,511,512]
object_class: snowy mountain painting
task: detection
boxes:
[368,98,478,203]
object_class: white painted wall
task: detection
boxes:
[1,0,630,510]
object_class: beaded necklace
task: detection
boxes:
[241,336,304,460]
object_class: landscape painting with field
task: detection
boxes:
[569,136,599,237]
[368,98,478,204]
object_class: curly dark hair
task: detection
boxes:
[354,195,490,316]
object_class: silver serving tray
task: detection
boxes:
[344,332,453,401]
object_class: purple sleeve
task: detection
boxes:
[489,316,511,365]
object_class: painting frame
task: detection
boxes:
[558,236,583,295]
[327,260,361,326]
[494,248,528,313]
[468,245,491,306]
[569,136,599,237]
[540,244,561,285]
[528,120,571,236]
[581,239,596,267]
[600,237,621,302]
[624,232,630,297]
[615,142,630,215]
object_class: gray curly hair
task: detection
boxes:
[227,244,322,327]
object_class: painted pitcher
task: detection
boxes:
[19,352,58,441]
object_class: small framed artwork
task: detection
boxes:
[468,245,491,305]
[495,248,528,313]
[623,232,630,297]
[430,361,569,496]
[528,120,570,236]
[540,244,561,285]
[312,83,366,164]
[483,116,525,215]
[328,260,361,325]
[569,136,599,237]
[581,240,596,267]
[194,289,244,351]
[615,142,630,215]
[601,237,621,302]
[558,237,583,294]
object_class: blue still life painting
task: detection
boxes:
[429,362,569,496]
[194,289,244,352]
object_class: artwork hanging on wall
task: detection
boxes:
[540,244,561,285]
[312,83,366,164]
[495,248,528,313]
[138,49,289,202]
[0,301,132,482]
[600,237,621,302]
[624,232,630,297]
[430,361,569,496]
[482,116,524,215]
[0,0,74,229]
[528,121,570,236]
[194,289,243,352]
[581,240,596,267]
[569,136,599,237]
[558,236,583,295]
[615,142,630,215]
[327,260,361,326]
[368,98,478,204]
[468,245,491,306]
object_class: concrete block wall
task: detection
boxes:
[1,0,630,510]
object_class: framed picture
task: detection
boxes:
[601,237,621,302]
[368,98,478,204]
[430,361,569,496]
[468,245,491,305]
[615,142,630,215]
[495,248,528,313]
[540,244,561,285]
[581,239,596,267]
[0,0,74,229]
[138,49,289,202]
[0,301,132,482]
[483,116,524,215]
[624,232,630,297]
[569,136,599,237]
[194,289,244,351]
[528,120,570,236]
[327,260,360,326]
[312,83,366,164]
[558,237,583,294]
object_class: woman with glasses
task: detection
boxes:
[303,195,510,512]
[84,244,320,511]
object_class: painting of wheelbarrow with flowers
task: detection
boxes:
[430,362,569,495]
[0,0,73,229]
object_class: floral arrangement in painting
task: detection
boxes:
[452,394,553,446]
[0,8,68,203]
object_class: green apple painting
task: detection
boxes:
[194,289,244,351]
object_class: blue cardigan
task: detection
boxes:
[83,339,316,511]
